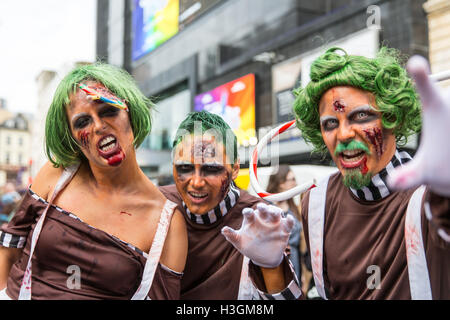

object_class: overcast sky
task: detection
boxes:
[0,0,96,115]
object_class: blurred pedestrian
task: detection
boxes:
[1,183,21,217]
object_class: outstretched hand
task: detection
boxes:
[221,203,295,268]
[388,55,450,197]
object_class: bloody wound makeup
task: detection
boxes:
[79,131,90,148]
[220,171,232,199]
[193,142,217,161]
[363,127,384,158]
[333,100,346,112]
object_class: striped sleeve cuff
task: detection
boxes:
[0,231,27,248]
[253,255,302,300]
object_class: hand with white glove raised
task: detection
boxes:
[221,202,295,268]
[388,55,450,197]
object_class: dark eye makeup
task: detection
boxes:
[74,116,91,129]
[99,106,120,117]
[321,117,339,131]
[72,106,120,130]
[201,164,225,175]
[348,105,378,123]
[175,164,195,174]
[175,163,226,176]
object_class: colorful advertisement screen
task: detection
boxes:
[194,74,256,147]
[132,0,179,61]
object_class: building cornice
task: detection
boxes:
[424,0,450,15]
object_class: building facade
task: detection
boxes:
[96,0,429,184]
[0,113,31,187]
[424,0,450,88]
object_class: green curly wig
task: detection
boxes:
[293,46,422,155]
[45,63,153,168]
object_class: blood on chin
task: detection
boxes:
[342,166,372,189]
[339,154,369,175]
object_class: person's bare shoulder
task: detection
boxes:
[160,207,188,273]
[31,161,64,201]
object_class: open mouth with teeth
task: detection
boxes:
[98,135,117,152]
[339,149,368,173]
[187,191,209,204]
[97,134,125,166]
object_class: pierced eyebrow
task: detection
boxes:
[320,115,338,126]
[347,105,376,119]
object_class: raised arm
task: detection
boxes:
[388,56,450,244]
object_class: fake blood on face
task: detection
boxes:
[79,131,90,149]
[192,141,216,161]
[363,127,384,158]
[333,100,346,112]
[361,156,368,175]
[220,172,231,199]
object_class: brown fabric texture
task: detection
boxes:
[301,172,450,300]
[160,184,263,300]
[1,190,181,300]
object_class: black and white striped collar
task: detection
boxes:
[183,183,240,225]
[349,149,412,201]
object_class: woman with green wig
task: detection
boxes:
[0,63,187,299]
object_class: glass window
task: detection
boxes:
[148,89,191,151]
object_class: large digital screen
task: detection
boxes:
[132,0,179,61]
[194,74,256,147]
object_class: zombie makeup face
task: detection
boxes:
[318,86,396,189]
[66,81,133,168]
[173,135,239,215]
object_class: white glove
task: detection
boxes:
[388,55,450,197]
[221,202,295,268]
